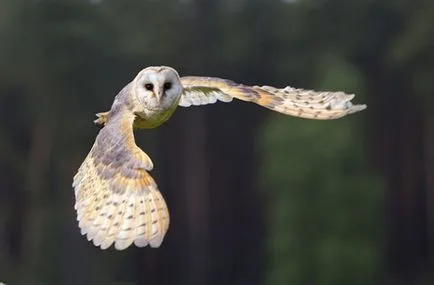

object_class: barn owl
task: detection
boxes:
[73,66,366,250]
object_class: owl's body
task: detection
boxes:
[73,66,366,250]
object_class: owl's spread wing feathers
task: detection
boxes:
[178,83,233,106]
[180,76,366,119]
[73,111,169,250]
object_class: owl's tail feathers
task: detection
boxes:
[94,111,109,126]
[75,184,170,251]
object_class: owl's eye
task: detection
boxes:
[144,83,154,91]
[163,82,172,90]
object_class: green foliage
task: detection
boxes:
[260,57,384,285]
[260,114,384,285]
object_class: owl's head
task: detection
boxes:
[132,66,183,113]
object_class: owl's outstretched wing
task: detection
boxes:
[73,111,169,250]
[179,76,366,119]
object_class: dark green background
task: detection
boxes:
[0,0,432,284]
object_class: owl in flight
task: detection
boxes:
[73,66,366,250]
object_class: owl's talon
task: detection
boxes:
[94,111,109,126]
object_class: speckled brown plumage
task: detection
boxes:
[178,76,366,119]
[74,109,169,250]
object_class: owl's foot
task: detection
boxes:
[94,111,109,126]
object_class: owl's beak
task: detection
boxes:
[154,87,164,101]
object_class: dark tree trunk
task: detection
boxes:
[369,68,428,284]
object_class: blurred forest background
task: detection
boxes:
[0,0,433,284]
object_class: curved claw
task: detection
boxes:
[94,111,109,126]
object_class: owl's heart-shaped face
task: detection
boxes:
[133,66,183,114]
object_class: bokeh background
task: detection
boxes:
[0,0,433,284]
